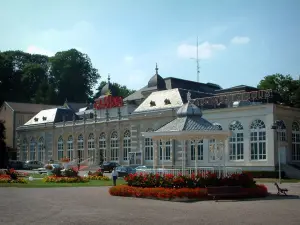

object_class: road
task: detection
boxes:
[0,183,300,225]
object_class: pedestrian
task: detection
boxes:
[111,167,118,186]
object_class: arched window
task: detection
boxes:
[159,140,171,161]
[250,119,266,160]
[209,139,223,161]
[29,137,36,160]
[99,133,106,162]
[277,120,287,142]
[88,133,95,164]
[67,135,73,160]
[57,136,64,161]
[110,131,119,161]
[22,139,28,161]
[77,134,84,163]
[123,130,131,161]
[229,121,244,161]
[145,128,154,161]
[190,140,204,161]
[292,122,300,161]
[37,137,44,162]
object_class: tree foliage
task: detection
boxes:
[0,49,100,105]
[257,73,300,107]
[93,81,135,99]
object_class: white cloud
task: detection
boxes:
[26,45,54,56]
[230,36,250,45]
[124,56,134,63]
[177,41,226,59]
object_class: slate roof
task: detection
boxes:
[155,102,220,132]
[24,108,79,126]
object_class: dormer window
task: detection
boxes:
[34,118,38,122]
[42,116,47,121]
[150,100,156,107]
[164,98,171,105]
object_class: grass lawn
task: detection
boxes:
[255,178,300,183]
[0,179,126,188]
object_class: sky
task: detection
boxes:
[0,0,299,91]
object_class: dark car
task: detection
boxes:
[8,160,24,169]
[116,166,136,177]
[100,162,120,172]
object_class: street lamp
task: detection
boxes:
[271,120,284,183]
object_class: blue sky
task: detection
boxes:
[0,0,299,91]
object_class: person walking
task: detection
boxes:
[111,167,118,186]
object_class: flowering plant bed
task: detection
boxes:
[0,169,28,184]
[43,175,89,183]
[87,169,110,181]
[109,184,268,200]
[125,172,257,188]
[60,157,70,163]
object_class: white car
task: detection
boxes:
[35,164,62,174]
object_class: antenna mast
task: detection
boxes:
[190,36,200,82]
[196,36,200,82]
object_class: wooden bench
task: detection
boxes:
[207,186,247,200]
[274,182,288,196]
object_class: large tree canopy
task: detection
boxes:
[50,49,100,103]
[257,73,300,107]
[93,81,135,99]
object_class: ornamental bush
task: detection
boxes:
[124,172,256,188]
[88,175,110,181]
[0,174,28,184]
[63,168,78,177]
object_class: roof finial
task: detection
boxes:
[108,73,111,83]
[187,91,192,102]
[155,63,159,75]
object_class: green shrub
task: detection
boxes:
[52,168,62,176]
[64,168,78,177]
[244,171,286,178]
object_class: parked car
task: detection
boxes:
[23,160,44,170]
[135,165,149,172]
[35,164,63,174]
[116,166,136,177]
[8,160,24,169]
[100,162,120,172]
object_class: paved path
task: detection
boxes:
[0,183,300,225]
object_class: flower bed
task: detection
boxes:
[43,175,89,183]
[109,172,269,201]
[109,184,268,200]
[87,169,110,181]
[0,169,28,184]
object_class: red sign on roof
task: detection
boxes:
[93,95,123,110]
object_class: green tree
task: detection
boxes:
[93,81,135,99]
[50,49,100,104]
[258,73,300,107]
[0,120,8,168]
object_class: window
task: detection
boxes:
[37,137,44,162]
[123,130,131,161]
[99,133,106,162]
[57,136,64,161]
[250,119,266,160]
[159,140,171,161]
[292,122,300,161]
[145,129,154,161]
[22,139,28,161]
[77,134,84,163]
[88,133,95,164]
[190,140,204,161]
[229,121,244,161]
[277,120,287,142]
[67,135,73,160]
[110,131,119,161]
[29,138,36,160]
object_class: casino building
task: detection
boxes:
[16,65,300,171]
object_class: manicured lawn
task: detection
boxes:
[0,179,126,188]
[255,178,300,183]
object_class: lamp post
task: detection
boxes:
[271,120,284,184]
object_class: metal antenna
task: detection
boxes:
[190,36,200,82]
